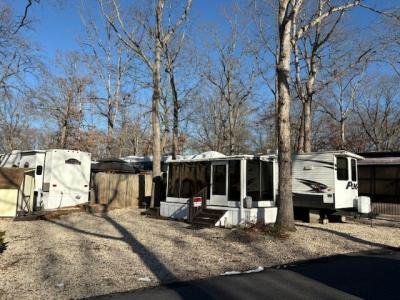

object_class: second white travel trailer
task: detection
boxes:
[292,151,367,213]
[161,150,367,227]
[160,152,279,226]
[0,149,91,210]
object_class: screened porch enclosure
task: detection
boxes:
[166,158,274,205]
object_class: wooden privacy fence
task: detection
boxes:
[91,172,152,209]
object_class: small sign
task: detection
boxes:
[193,197,203,207]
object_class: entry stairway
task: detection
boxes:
[191,208,227,228]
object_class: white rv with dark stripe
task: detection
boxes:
[292,151,363,210]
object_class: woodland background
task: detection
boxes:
[0,0,399,160]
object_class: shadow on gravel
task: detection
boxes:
[47,213,178,284]
[296,223,399,251]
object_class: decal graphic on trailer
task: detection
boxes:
[297,178,329,193]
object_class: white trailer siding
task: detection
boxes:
[0,149,91,210]
[42,150,91,209]
[293,152,336,209]
[18,152,45,192]
[293,151,362,210]
[162,154,278,226]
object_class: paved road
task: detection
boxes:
[92,249,400,300]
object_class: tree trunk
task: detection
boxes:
[303,99,312,152]
[161,95,169,154]
[228,106,234,155]
[151,66,162,208]
[274,0,295,234]
[107,96,115,156]
[340,119,345,149]
[60,120,67,149]
[150,1,163,208]
[170,71,179,159]
[297,108,305,153]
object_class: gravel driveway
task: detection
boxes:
[0,208,399,299]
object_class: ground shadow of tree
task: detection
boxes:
[47,212,178,285]
[296,224,399,251]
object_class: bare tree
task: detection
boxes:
[0,93,31,152]
[317,71,363,148]
[292,0,363,153]
[0,3,39,95]
[274,0,298,233]
[117,111,152,157]
[355,75,400,151]
[34,53,92,149]
[274,0,362,233]
[99,0,192,208]
[82,13,134,157]
[200,12,256,155]
[164,39,184,159]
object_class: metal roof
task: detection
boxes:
[167,154,277,163]
[296,150,364,160]
[358,151,400,158]
[358,157,400,166]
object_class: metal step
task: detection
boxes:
[196,212,222,219]
[191,209,227,228]
[191,220,217,228]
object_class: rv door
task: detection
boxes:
[210,162,228,206]
[335,156,358,209]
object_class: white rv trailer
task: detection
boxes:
[161,150,366,226]
[292,151,364,211]
[160,152,279,226]
[0,149,91,210]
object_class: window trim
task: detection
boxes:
[336,156,349,181]
[351,159,357,182]
[36,165,43,176]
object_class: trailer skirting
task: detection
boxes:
[160,202,277,226]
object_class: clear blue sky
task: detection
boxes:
[8,0,234,62]
[7,0,397,63]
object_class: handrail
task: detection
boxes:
[187,187,207,223]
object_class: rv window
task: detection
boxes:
[195,162,210,198]
[228,161,240,201]
[247,160,260,201]
[167,164,181,198]
[212,164,226,196]
[358,179,371,194]
[337,157,348,181]
[65,158,81,165]
[375,180,396,196]
[180,163,196,198]
[375,166,397,179]
[358,166,372,179]
[36,165,43,175]
[351,159,357,181]
[261,161,273,200]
